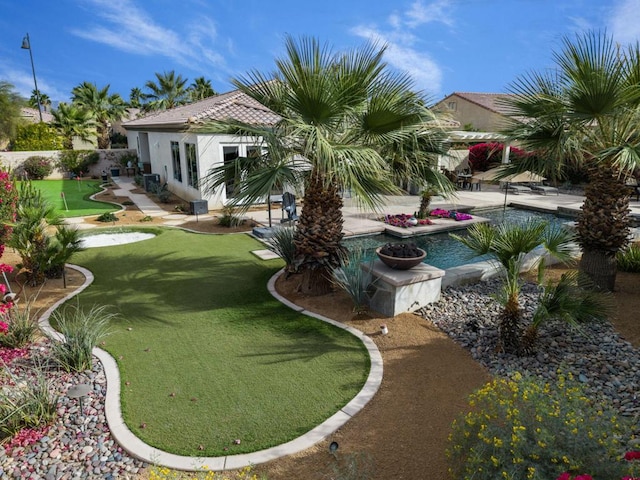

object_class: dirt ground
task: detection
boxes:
[3,188,639,479]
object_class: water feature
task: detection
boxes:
[343,208,569,270]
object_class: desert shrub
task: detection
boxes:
[331,247,375,315]
[148,465,264,480]
[49,303,115,372]
[152,182,170,203]
[617,243,640,272]
[0,301,39,348]
[0,364,58,439]
[218,205,241,227]
[134,174,143,186]
[22,156,53,179]
[448,372,635,480]
[57,150,99,176]
[11,122,64,151]
[267,226,296,273]
[118,151,138,168]
[0,169,17,249]
[96,212,118,222]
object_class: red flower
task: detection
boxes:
[625,451,640,461]
[556,473,572,480]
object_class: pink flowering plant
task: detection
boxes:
[380,214,433,228]
[556,451,640,480]
[429,208,473,221]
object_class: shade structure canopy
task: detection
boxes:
[472,167,545,184]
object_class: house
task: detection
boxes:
[122,90,280,209]
[434,92,515,133]
[20,107,54,123]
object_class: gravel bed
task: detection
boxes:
[0,341,147,479]
[418,278,640,421]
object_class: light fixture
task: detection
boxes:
[21,33,43,122]
[67,383,91,431]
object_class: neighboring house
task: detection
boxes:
[434,92,515,132]
[20,107,54,123]
[123,90,280,209]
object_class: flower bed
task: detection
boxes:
[380,214,433,228]
[429,208,473,221]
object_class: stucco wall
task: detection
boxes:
[0,149,137,179]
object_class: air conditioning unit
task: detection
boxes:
[143,173,160,192]
[189,200,208,215]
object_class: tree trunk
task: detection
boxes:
[576,164,630,292]
[417,195,431,219]
[579,249,617,292]
[293,171,346,296]
[497,296,522,354]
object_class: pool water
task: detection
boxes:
[343,208,567,270]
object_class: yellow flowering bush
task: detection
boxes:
[447,372,636,480]
[148,465,263,480]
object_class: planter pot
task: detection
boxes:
[110,168,120,177]
[101,174,108,182]
[376,247,426,270]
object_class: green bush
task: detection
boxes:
[218,205,241,227]
[617,243,640,272]
[11,123,64,151]
[96,212,118,222]
[0,301,39,348]
[56,150,99,176]
[0,364,58,439]
[331,247,375,316]
[267,226,296,273]
[448,372,635,480]
[49,303,115,372]
[22,156,53,179]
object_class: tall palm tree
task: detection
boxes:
[29,89,51,112]
[198,36,452,295]
[188,76,216,102]
[129,87,144,109]
[51,102,97,149]
[500,31,640,291]
[451,219,605,354]
[143,70,189,111]
[71,82,127,149]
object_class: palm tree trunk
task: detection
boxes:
[294,171,345,295]
[497,295,522,354]
[577,165,630,292]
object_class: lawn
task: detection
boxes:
[20,179,118,217]
[68,229,370,457]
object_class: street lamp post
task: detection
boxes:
[21,33,43,122]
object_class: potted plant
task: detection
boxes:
[376,242,426,270]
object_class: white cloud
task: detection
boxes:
[0,64,69,102]
[351,0,453,95]
[71,0,227,71]
[609,0,640,44]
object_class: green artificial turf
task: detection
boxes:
[20,180,117,217]
[68,229,370,457]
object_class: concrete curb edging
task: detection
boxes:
[37,264,383,472]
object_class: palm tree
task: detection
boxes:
[188,76,216,102]
[129,87,144,109]
[71,82,127,149]
[451,219,607,354]
[143,71,189,111]
[29,89,51,112]
[198,36,452,295]
[0,81,23,144]
[51,102,96,149]
[500,31,640,291]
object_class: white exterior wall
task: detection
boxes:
[127,130,261,209]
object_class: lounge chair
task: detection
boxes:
[530,184,559,195]
[507,184,533,195]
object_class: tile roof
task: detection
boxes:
[445,92,515,116]
[123,90,280,130]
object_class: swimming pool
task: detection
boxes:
[343,208,568,270]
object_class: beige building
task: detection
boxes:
[434,92,515,132]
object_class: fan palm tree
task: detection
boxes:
[29,89,51,112]
[129,87,144,108]
[71,82,127,149]
[51,102,97,150]
[500,31,640,291]
[198,36,452,294]
[188,76,216,102]
[143,70,189,111]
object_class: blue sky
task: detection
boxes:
[2,0,639,105]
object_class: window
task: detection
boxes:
[447,101,457,111]
[170,141,182,182]
[185,143,198,188]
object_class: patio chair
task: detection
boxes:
[281,192,299,223]
[530,184,559,195]
[507,184,533,195]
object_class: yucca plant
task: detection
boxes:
[331,247,375,318]
[49,303,115,372]
[0,364,57,439]
[267,226,296,275]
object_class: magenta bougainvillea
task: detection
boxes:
[381,214,433,228]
